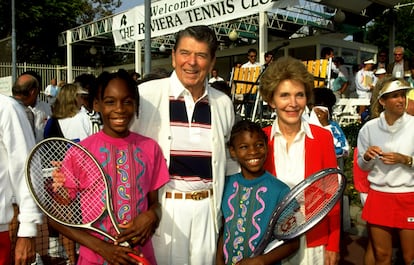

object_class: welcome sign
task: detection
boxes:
[112,0,288,46]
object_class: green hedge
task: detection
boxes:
[341,122,363,207]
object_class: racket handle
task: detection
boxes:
[128,253,151,265]
[263,239,285,254]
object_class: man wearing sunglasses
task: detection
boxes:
[387,46,409,78]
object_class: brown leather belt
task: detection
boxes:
[165,189,213,200]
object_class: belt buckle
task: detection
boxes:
[191,191,204,200]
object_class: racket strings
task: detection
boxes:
[275,172,343,238]
[28,140,108,226]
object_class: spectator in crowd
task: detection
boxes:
[11,74,39,135]
[374,68,387,80]
[376,49,388,70]
[44,78,59,106]
[356,59,377,115]
[0,93,43,265]
[263,50,274,69]
[74,73,103,134]
[130,25,238,265]
[21,71,52,143]
[356,60,376,92]
[260,56,340,265]
[331,56,349,99]
[345,64,360,99]
[208,68,224,84]
[321,46,338,84]
[309,87,349,170]
[321,46,334,59]
[240,48,261,117]
[216,120,298,265]
[44,83,92,142]
[357,77,414,265]
[131,71,141,84]
[387,46,409,78]
[242,48,261,68]
[12,72,53,143]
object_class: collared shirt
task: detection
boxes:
[168,73,213,191]
[392,60,405,78]
[208,76,224,84]
[270,117,314,188]
[30,100,52,143]
[241,61,261,68]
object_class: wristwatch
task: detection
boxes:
[407,156,413,167]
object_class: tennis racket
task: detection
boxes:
[25,137,151,265]
[252,167,346,256]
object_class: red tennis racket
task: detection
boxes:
[252,167,346,256]
[25,137,151,265]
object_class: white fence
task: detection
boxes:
[0,62,98,92]
[333,98,371,126]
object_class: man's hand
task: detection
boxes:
[14,237,36,265]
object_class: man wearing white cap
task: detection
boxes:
[356,59,377,100]
[374,68,387,80]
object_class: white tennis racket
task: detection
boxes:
[252,167,346,256]
[25,137,151,265]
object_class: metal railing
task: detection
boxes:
[0,62,97,91]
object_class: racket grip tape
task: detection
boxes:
[128,253,151,265]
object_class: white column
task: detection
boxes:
[259,11,268,65]
[135,40,142,76]
[66,30,73,82]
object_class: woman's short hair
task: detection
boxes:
[260,56,314,104]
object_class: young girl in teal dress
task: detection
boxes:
[216,120,299,265]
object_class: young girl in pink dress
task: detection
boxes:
[51,69,169,265]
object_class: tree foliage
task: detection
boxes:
[0,0,121,64]
[365,0,414,58]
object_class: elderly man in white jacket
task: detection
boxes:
[0,94,42,265]
[130,25,238,265]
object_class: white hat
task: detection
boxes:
[378,80,411,99]
[375,68,386,75]
[76,87,89,95]
[364,59,375,64]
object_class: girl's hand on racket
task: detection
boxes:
[117,209,159,246]
[48,161,72,204]
[51,164,65,192]
[98,240,144,265]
